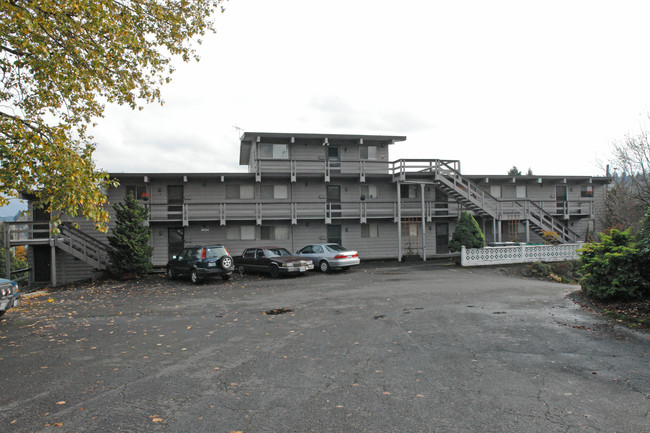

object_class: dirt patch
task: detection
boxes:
[568,291,650,330]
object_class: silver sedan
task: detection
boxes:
[295,243,360,272]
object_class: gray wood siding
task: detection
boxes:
[55,250,95,285]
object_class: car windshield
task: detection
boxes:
[204,247,226,259]
[264,248,292,257]
[325,244,346,253]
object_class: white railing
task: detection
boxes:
[460,243,582,267]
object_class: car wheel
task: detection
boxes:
[190,269,200,284]
[166,267,175,279]
[238,265,246,275]
[319,260,330,273]
[221,274,231,282]
[219,255,233,270]
[269,264,280,278]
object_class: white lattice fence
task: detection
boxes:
[460,244,582,267]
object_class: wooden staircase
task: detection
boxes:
[55,223,110,270]
[392,160,580,243]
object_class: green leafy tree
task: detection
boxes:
[578,228,648,301]
[107,194,152,276]
[448,211,485,252]
[508,166,522,176]
[0,0,225,233]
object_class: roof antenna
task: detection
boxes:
[233,125,244,138]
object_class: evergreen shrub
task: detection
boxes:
[448,211,485,252]
[578,228,648,301]
[107,193,152,276]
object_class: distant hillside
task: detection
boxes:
[0,198,27,221]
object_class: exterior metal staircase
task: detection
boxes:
[393,160,580,243]
[55,223,110,270]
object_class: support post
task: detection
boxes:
[50,240,57,287]
[497,220,502,243]
[525,219,530,243]
[420,183,426,262]
[397,181,402,261]
[4,224,10,280]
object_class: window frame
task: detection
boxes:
[226,225,256,240]
[360,145,378,160]
[259,143,289,159]
[360,184,378,199]
[361,223,379,238]
[261,225,290,240]
[126,185,147,200]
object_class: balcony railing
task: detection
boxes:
[146,200,468,225]
[252,158,463,182]
[145,198,592,226]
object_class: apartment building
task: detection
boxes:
[5,132,610,286]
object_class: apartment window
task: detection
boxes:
[226,185,255,199]
[259,143,288,159]
[490,185,501,198]
[581,185,594,198]
[402,222,419,237]
[400,184,418,199]
[126,185,146,200]
[360,145,378,160]
[260,184,289,200]
[361,223,379,238]
[516,185,526,198]
[261,225,290,240]
[327,146,340,161]
[360,184,378,200]
[226,225,256,240]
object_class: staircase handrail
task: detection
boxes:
[433,160,501,218]
[57,223,111,269]
[411,160,579,243]
[523,200,580,242]
[59,223,111,250]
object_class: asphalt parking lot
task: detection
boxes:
[1,261,648,433]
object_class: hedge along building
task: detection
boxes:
[5,132,610,286]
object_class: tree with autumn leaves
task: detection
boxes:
[0,0,225,233]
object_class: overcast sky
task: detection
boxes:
[91,0,650,177]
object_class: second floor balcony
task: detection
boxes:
[147,198,594,226]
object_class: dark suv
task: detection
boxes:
[166,245,234,284]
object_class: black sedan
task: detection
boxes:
[234,246,314,278]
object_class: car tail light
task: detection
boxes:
[201,249,206,259]
[334,254,346,259]
[225,248,230,256]
[352,253,358,258]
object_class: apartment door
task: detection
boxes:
[327,185,341,218]
[434,189,448,216]
[436,223,449,254]
[327,146,341,174]
[33,245,51,282]
[168,227,184,260]
[33,206,49,239]
[327,225,342,245]
[555,186,567,215]
[168,185,183,220]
